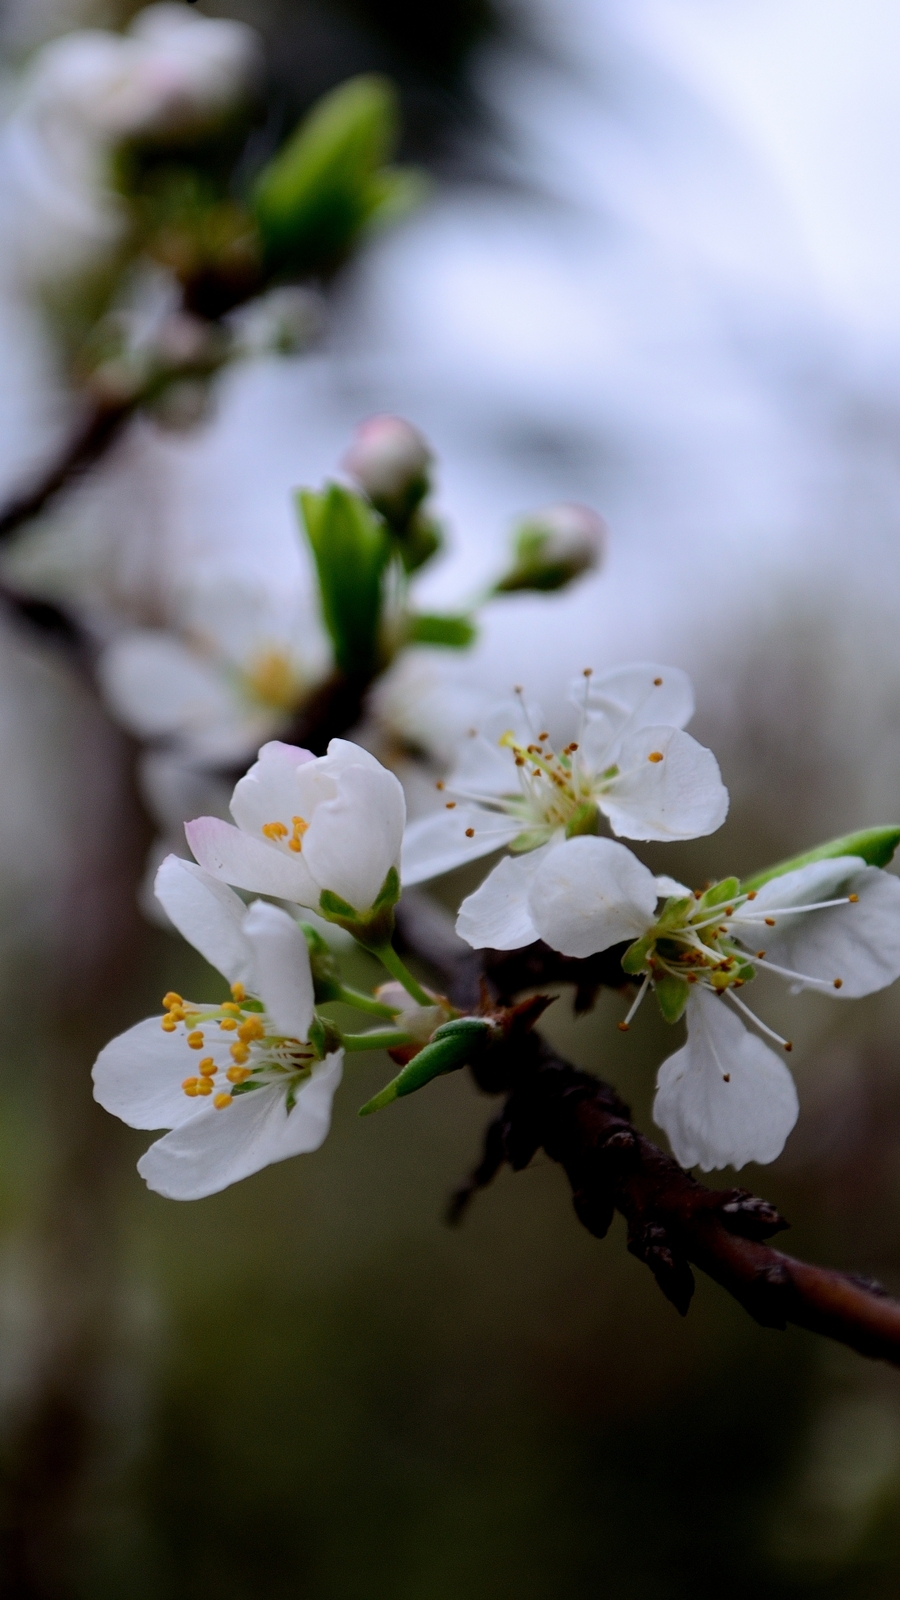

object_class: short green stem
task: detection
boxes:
[334,985,399,1019]
[342,1029,414,1053]
[373,944,432,1007]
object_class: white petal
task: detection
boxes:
[93,1016,231,1130]
[401,806,523,886]
[456,846,551,949]
[446,730,519,799]
[572,663,695,742]
[653,990,799,1170]
[319,738,387,776]
[600,725,729,841]
[185,816,318,904]
[136,1053,343,1199]
[734,860,900,998]
[154,855,254,985]
[302,762,406,912]
[97,631,237,740]
[526,835,659,958]
[242,901,314,1039]
[229,740,330,842]
[655,874,692,900]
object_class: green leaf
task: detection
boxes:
[297,484,390,674]
[252,75,413,274]
[742,827,900,892]
[358,1017,494,1115]
[654,972,689,1024]
[408,613,476,648]
[699,877,740,910]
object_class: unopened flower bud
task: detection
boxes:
[342,414,433,526]
[496,502,608,593]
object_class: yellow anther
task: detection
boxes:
[182,1077,200,1095]
[167,1006,186,1021]
[187,1030,205,1049]
[617,1021,629,1032]
[237,1017,264,1044]
[848,893,859,903]
[161,1015,178,1033]
[221,1002,242,1016]
[647,751,664,764]
[764,917,776,927]
[231,982,246,1002]
[833,978,843,989]
[214,1093,233,1110]
[226,1065,251,1084]
[262,820,288,841]
[653,677,663,686]
[230,1042,250,1064]
[199,1057,217,1077]
[465,827,475,838]
[196,1078,213,1096]
[245,648,301,712]
[288,815,308,853]
[220,1019,238,1032]
[445,801,457,809]
[163,992,183,1010]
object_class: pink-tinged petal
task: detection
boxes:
[527,836,659,958]
[653,990,798,1171]
[242,901,314,1039]
[230,741,331,841]
[401,807,522,887]
[137,1053,343,1199]
[601,725,728,841]
[455,847,549,950]
[303,763,406,912]
[154,855,254,985]
[93,1017,232,1130]
[185,816,317,904]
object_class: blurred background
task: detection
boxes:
[2,1,900,1595]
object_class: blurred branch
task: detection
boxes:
[396,892,900,1367]
[0,397,136,546]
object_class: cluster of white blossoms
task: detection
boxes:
[403,662,900,1171]
[93,664,900,1198]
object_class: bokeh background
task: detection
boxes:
[2,1,900,1595]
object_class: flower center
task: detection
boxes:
[243,648,305,712]
[261,815,308,851]
[498,731,596,833]
[161,983,315,1110]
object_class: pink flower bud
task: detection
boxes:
[342,415,433,521]
[524,502,608,572]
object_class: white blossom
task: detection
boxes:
[523,837,900,1169]
[402,663,727,950]
[93,855,342,1199]
[185,738,406,917]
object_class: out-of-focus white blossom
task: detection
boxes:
[0,3,261,285]
[342,414,433,521]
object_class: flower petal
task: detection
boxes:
[242,901,314,1039]
[320,738,387,776]
[600,725,729,841]
[732,858,900,998]
[98,630,237,741]
[401,806,523,886]
[302,762,406,912]
[136,1053,343,1199]
[447,729,521,799]
[185,815,317,903]
[653,989,799,1170]
[456,846,551,949]
[572,663,695,743]
[93,1016,231,1130]
[154,855,254,985]
[526,835,659,957]
[229,740,327,842]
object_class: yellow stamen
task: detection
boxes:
[187,1030,204,1049]
[226,1065,251,1084]
[262,821,288,841]
[214,1093,233,1110]
[161,1015,178,1033]
[848,893,859,903]
[163,992,183,1010]
[199,1057,217,1077]
[220,1019,238,1032]
[196,1079,213,1096]
[182,1077,200,1095]
[288,815,308,853]
[647,751,664,763]
[237,1017,264,1044]
[231,982,246,1002]
[230,1042,250,1064]
[221,1002,242,1017]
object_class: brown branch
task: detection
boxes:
[0,398,136,546]
[397,891,900,1367]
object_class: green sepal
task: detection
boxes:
[358,1017,494,1116]
[297,484,390,675]
[252,74,412,274]
[408,613,476,649]
[742,827,900,892]
[699,877,740,910]
[564,801,601,840]
[492,526,595,594]
[300,922,343,1003]
[654,972,689,1024]
[393,510,441,572]
[308,1015,342,1061]
[318,866,400,950]
[655,896,693,930]
[231,1080,262,1096]
[509,830,549,854]
[622,934,654,976]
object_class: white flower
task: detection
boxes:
[402,663,728,950]
[93,855,342,1199]
[185,738,406,918]
[524,836,900,1168]
[98,579,331,765]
